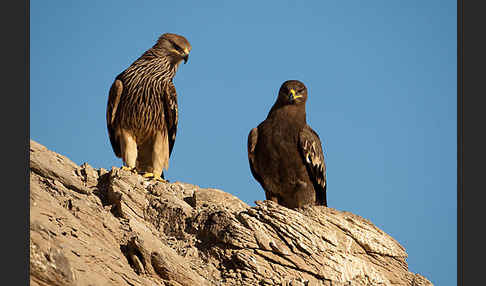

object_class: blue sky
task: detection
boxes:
[30,1,456,285]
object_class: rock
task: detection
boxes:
[29,140,433,285]
[193,187,249,213]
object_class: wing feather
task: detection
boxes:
[106,79,123,157]
[299,125,327,206]
[247,128,264,185]
[163,82,178,156]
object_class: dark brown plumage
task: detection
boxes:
[248,80,327,208]
[106,33,191,181]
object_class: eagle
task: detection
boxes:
[247,80,327,208]
[106,33,191,181]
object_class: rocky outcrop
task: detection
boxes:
[29,140,433,286]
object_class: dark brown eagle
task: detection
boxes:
[106,33,191,181]
[247,80,327,208]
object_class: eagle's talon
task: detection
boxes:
[154,176,167,183]
[142,173,167,183]
[121,166,136,172]
[142,172,155,179]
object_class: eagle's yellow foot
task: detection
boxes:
[154,176,167,183]
[142,172,155,179]
[142,173,167,183]
[121,166,136,172]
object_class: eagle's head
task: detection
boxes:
[277,80,308,106]
[156,33,192,64]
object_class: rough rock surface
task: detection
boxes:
[29,140,433,286]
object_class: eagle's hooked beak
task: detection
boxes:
[289,89,303,101]
[183,48,190,64]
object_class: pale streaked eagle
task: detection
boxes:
[247,80,327,208]
[106,33,191,181]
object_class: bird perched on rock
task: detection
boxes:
[247,80,327,208]
[106,33,191,181]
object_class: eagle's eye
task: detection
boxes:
[172,42,184,53]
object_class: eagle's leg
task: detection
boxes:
[138,131,169,183]
[150,131,169,182]
[119,129,138,171]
